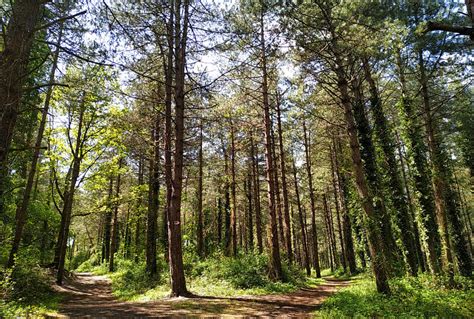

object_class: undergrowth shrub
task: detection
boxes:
[318,273,474,318]
[76,253,102,272]
[108,258,166,299]
[0,252,59,318]
[188,252,305,290]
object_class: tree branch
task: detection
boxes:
[425,21,474,39]
[34,10,87,32]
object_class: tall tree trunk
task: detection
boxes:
[332,46,390,293]
[276,95,292,262]
[322,193,337,271]
[56,99,86,285]
[396,50,441,274]
[246,173,254,250]
[396,132,427,273]
[272,126,285,251]
[7,22,63,268]
[167,0,189,296]
[363,58,419,275]
[223,142,231,254]
[259,6,282,279]
[292,155,311,276]
[329,142,347,271]
[134,156,144,262]
[0,0,43,214]
[303,122,321,277]
[351,75,399,270]
[217,197,222,245]
[250,132,263,254]
[334,136,357,274]
[109,161,123,272]
[163,0,175,262]
[147,114,160,275]
[196,122,204,258]
[418,50,471,277]
[230,121,238,256]
[103,178,114,263]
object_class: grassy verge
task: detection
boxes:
[316,273,474,318]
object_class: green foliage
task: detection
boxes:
[107,258,166,299]
[0,254,60,318]
[317,274,474,318]
[189,252,306,290]
[69,251,93,270]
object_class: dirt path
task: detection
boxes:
[51,272,349,318]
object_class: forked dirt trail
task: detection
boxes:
[51,272,349,318]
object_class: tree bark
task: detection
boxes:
[56,96,86,285]
[109,160,123,272]
[363,58,419,275]
[396,50,441,274]
[7,22,63,268]
[332,50,390,293]
[260,8,282,280]
[329,142,346,271]
[223,141,231,254]
[334,136,357,274]
[103,178,114,263]
[271,126,285,251]
[146,114,160,275]
[303,122,321,277]
[167,0,189,296]
[196,121,204,258]
[0,0,43,213]
[230,121,238,256]
[276,95,292,262]
[250,132,263,254]
[292,155,311,276]
[418,50,471,278]
[246,174,254,250]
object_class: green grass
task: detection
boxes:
[316,274,474,318]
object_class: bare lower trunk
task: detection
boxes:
[250,132,263,254]
[276,96,292,262]
[196,122,204,258]
[230,122,237,256]
[146,115,160,275]
[303,122,321,277]
[109,162,122,272]
[292,156,311,276]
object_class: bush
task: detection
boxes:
[0,253,60,318]
[69,250,92,270]
[317,274,474,318]
[108,258,165,299]
[76,253,102,272]
[188,252,305,290]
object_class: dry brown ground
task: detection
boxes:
[49,272,349,318]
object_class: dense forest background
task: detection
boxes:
[0,0,473,317]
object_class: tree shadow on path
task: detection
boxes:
[50,273,350,318]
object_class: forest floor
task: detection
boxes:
[48,272,350,318]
